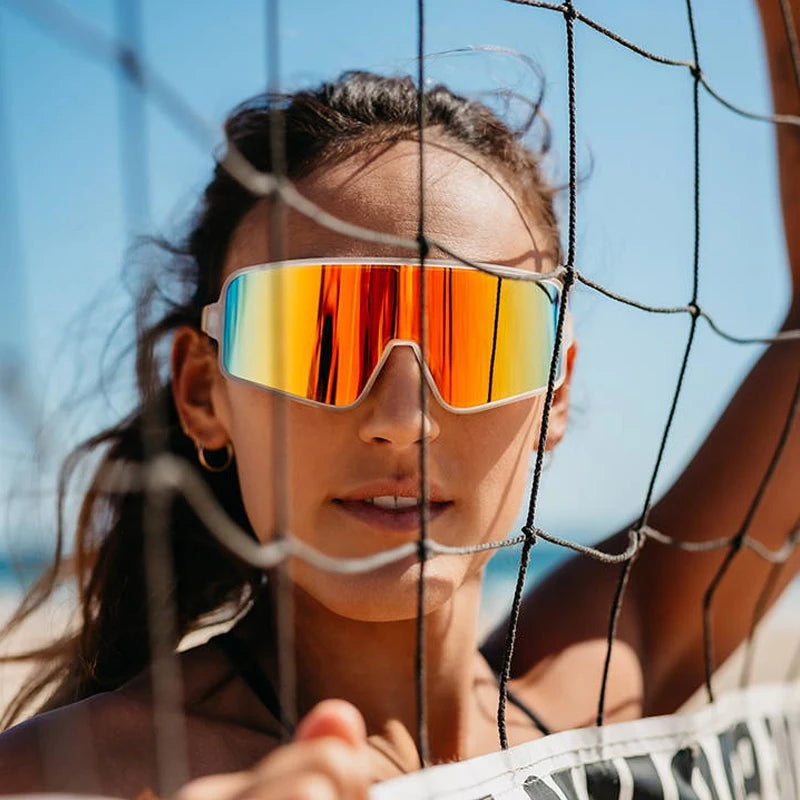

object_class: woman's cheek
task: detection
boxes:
[228,394,339,545]
[461,403,540,533]
[224,389,279,542]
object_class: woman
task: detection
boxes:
[0,1,798,797]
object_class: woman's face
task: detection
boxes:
[181,138,573,622]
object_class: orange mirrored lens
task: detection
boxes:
[221,263,561,409]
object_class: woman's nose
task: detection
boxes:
[357,346,441,447]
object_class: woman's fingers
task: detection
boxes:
[239,772,340,800]
[177,770,341,800]
[294,699,367,746]
[175,771,254,800]
[175,700,370,800]
[250,735,368,798]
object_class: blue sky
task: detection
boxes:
[0,0,791,558]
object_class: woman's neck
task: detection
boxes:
[242,571,486,763]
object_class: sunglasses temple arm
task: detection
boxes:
[201,302,221,341]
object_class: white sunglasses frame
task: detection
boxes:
[200,257,571,414]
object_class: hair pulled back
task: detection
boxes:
[1,70,558,726]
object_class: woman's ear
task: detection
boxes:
[543,333,578,452]
[171,326,231,448]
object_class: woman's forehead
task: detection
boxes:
[225,139,556,275]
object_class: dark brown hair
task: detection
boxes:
[1,70,559,727]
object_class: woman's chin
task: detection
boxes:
[289,555,470,623]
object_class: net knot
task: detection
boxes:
[689,63,702,81]
[561,3,577,21]
[630,526,647,553]
[521,524,538,543]
[687,302,701,318]
[731,529,747,552]
[118,45,143,85]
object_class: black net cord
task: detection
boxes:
[506,0,800,127]
[5,2,796,339]
[698,0,800,701]
[496,0,578,750]
[414,0,431,768]
[2,0,799,787]
[595,0,704,727]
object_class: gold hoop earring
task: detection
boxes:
[196,441,234,472]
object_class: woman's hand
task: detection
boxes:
[176,699,371,800]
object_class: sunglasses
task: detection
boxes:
[201,258,567,413]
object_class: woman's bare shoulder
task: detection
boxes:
[0,644,280,797]
[0,680,177,797]
[0,687,156,796]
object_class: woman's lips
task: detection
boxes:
[332,499,453,532]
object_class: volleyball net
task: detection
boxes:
[0,0,799,798]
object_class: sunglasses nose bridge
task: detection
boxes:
[362,340,437,401]
[356,340,442,443]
